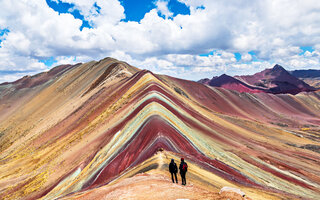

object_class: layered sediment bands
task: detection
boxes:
[202,65,316,94]
[168,76,320,126]
[0,58,320,199]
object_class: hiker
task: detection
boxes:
[179,158,188,185]
[169,159,178,183]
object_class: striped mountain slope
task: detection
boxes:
[0,57,319,200]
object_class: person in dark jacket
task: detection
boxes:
[179,158,188,185]
[169,159,178,183]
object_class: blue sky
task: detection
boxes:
[120,0,190,21]
[45,0,190,28]
[0,0,320,83]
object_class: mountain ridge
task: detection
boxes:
[290,69,320,78]
[208,74,265,93]
[200,64,316,94]
[289,69,320,89]
[0,57,320,200]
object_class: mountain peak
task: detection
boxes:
[210,74,237,85]
[1,57,320,200]
[199,64,316,94]
[83,59,140,96]
[220,73,230,77]
[273,64,285,70]
[269,64,289,75]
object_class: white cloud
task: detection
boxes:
[268,46,302,60]
[274,50,320,70]
[1,0,320,83]
[3,32,31,56]
[58,0,125,25]
[0,47,46,71]
[155,0,173,18]
[109,50,267,80]
[241,53,252,62]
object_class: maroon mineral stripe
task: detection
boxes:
[239,154,315,190]
[125,83,269,149]
[34,71,161,198]
[120,82,240,142]
[247,140,320,171]
[105,82,239,147]
[35,167,84,199]
[87,116,259,189]
[87,81,259,153]
[277,95,317,117]
[0,178,34,200]
[169,76,320,125]
[32,69,152,147]
[167,76,249,118]
[257,155,315,175]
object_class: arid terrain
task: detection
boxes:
[0,58,320,199]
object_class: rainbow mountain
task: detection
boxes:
[0,57,320,199]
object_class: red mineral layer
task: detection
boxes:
[32,69,151,147]
[88,115,259,190]
[208,74,266,93]
[169,76,320,125]
[121,83,238,146]
[20,72,320,200]
[236,64,316,94]
[170,77,250,118]
[239,154,316,190]
[6,65,319,200]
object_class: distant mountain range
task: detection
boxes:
[289,69,320,89]
[199,64,319,94]
[290,69,320,78]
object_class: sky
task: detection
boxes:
[0,0,320,83]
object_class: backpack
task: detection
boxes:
[182,162,188,172]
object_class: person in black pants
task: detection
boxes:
[179,158,188,185]
[169,159,178,183]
